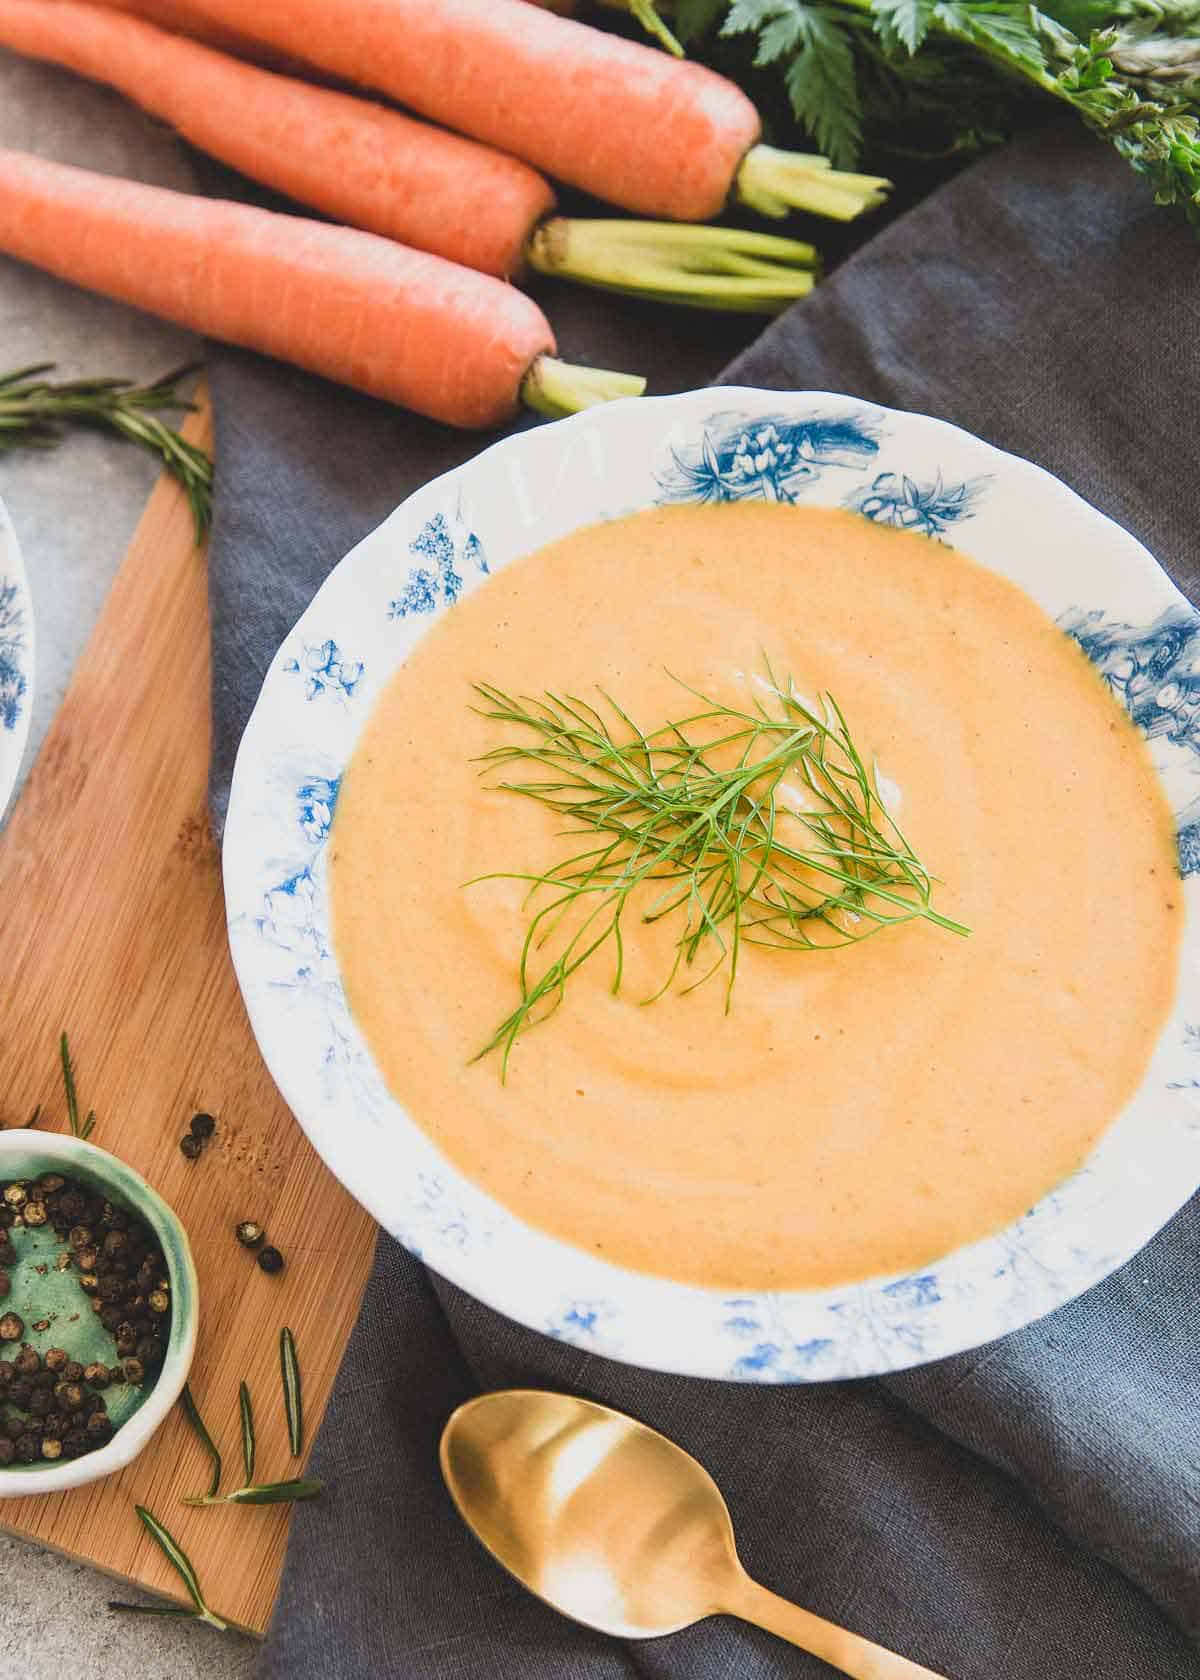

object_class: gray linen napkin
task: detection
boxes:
[203,121,1200,1679]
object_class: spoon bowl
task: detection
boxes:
[441,1389,947,1679]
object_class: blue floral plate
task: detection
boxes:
[0,493,34,824]
[223,389,1200,1382]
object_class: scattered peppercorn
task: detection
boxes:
[189,1111,217,1139]
[256,1246,285,1275]
[235,1220,265,1250]
[0,1313,24,1342]
[179,1136,203,1161]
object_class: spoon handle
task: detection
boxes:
[727,1576,949,1680]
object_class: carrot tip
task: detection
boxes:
[521,356,646,420]
[736,145,892,223]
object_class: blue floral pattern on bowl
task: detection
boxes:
[224,389,1200,1383]
[0,496,34,824]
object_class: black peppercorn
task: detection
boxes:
[235,1220,265,1249]
[114,1327,138,1358]
[83,1363,110,1389]
[54,1381,85,1411]
[122,1358,146,1387]
[22,1200,47,1227]
[35,1175,65,1196]
[14,1434,37,1464]
[61,1429,87,1460]
[77,1273,100,1296]
[147,1288,170,1315]
[85,1412,113,1443]
[179,1135,203,1160]
[3,1184,27,1209]
[57,1190,83,1221]
[75,1246,99,1273]
[189,1111,217,1139]
[3,1415,24,1440]
[0,1438,13,1466]
[8,1379,31,1410]
[97,1276,121,1303]
[67,1225,92,1251]
[102,1230,128,1260]
[13,1345,40,1376]
[63,1361,84,1384]
[257,1245,285,1275]
[135,1336,163,1369]
[30,1369,55,1391]
[98,1305,123,1333]
[0,1312,24,1342]
[0,1361,11,1389]
[28,1389,52,1419]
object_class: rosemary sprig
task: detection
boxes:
[108,1505,229,1631]
[179,1383,223,1500]
[178,1343,322,1508]
[0,362,213,542]
[59,1032,96,1140]
[239,1381,256,1485]
[469,663,968,1075]
[280,1327,303,1458]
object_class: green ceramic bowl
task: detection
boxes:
[0,1130,197,1496]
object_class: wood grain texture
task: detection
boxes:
[0,391,376,1634]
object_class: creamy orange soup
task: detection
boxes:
[330,504,1181,1290]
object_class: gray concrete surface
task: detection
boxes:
[0,47,260,1680]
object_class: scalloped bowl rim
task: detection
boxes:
[0,493,34,827]
[0,1130,198,1495]
[223,387,1200,1383]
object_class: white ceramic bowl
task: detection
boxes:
[0,493,34,824]
[224,389,1200,1382]
[0,1131,198,1495]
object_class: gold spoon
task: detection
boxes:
[441,1388,947,1679]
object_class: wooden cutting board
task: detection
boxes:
[0,392,376,1634]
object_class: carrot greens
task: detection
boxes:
[628,0,1200,223]
[468,664,968,1077]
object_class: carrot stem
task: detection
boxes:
[527,218,819,313]
[521,356,646,419]
[736,144,891,221]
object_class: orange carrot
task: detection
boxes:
[110,0,888,221]
[2,0,827,310]
[89,0,304,70]
[0,0,554,279]
[86,0,762,220]
[0,150,643,427]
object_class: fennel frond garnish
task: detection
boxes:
[469,663,968,1075]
